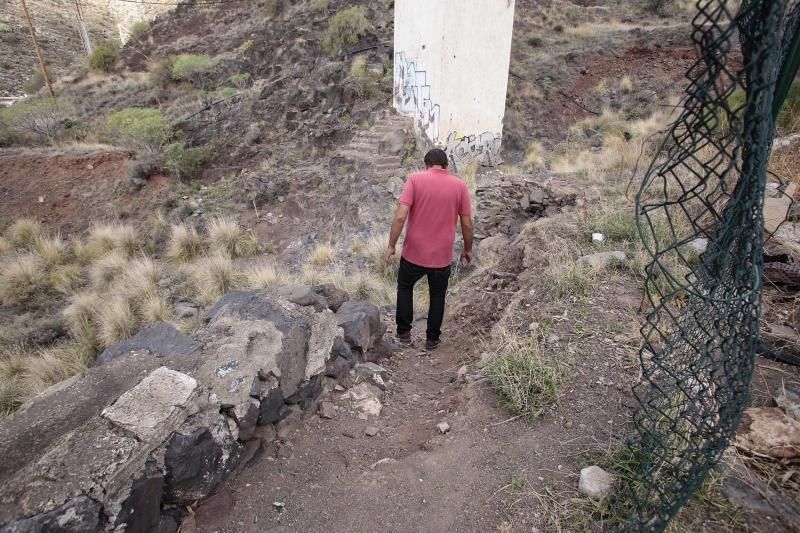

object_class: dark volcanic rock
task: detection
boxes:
[163,429,224,505]
[277,285,328,312]
[0,496,103,533]
[336,300,386,355]
[116,473,163,533]
[258,387,289,425]
[314,283,350,312]
[96,322,201,366]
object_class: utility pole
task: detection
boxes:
[74,0,92,56]
[19,0,55,97]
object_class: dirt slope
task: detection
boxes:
[197,280,640,532]
[0,147,169,235]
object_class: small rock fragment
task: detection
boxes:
[365,426,379,437]
[437,421,451,434]
[578,466,616,500]
[576,251,627,270]
[318,401,336,419]
[774,385,800,421]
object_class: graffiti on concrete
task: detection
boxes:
[445,131,502,171]
[394,52,441,142]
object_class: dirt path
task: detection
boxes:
[190,278,641,533]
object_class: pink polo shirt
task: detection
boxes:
[399,168,472,268]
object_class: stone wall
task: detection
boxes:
[0,288,389,532]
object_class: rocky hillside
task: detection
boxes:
[0,0,171,97]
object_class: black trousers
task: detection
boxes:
[396,257,451,341]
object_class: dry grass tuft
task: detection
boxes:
[206,216,258,258]
[346,270,393,305]
[32,235,68,267]
[150,210,169,241]
[350,239,365,254]
[363,233,397,280]
[63,292,101,350]
[120,257,161,301]
[190,255,243,305]
[245,260,283,289]
[97,296,137,348]
[0,237,10,256]
[460,160,481,195]
[545,257,596,299]
[138,292,170,326]
[85,223,140,260]
[301,264,327,286]
[88,251,129,290]
[0,254,48,306]
[620,75,633,93]
[48,264,83,295]
[167,224,205,262]
[310,243,335,266]
[0,343,93,415]
[523,142,546,171]
[6,219,44,248]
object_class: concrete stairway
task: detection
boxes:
[338,113,415,175]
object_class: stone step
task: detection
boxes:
[347,141,379,150]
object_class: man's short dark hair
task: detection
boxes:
[424,148,449,169]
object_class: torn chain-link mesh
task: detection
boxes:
[629,0,800,530]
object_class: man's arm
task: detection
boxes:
[459,213,474,265]
[384,204,410,263]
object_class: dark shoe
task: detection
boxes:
[425,338,441,351]
[397,331,412,345]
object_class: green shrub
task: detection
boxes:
[163,143,207,181]
[148,56,176,88]
[322,6,371,56]
[88,40,121,72]
[0,98,67,144]
[778,79,800,133]
[350,55,381,99]
[106,108,174,152]
[128,20,151,40]
[309,0,329,12]
[263,0,284,17]
[171,54,215,87]
[229,72,251,89]
[485,338,569,419]
[22,70,44,95]
[717,82,800,136]
[212,87,237,100]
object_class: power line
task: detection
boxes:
[74,0,93,56]
[19,0,55,97]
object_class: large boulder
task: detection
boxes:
[199,291,341,400]
[96,322,201,366]
[0,289,367,532]
[336,300,386,356]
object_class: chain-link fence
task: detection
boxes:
[629,0,800,529]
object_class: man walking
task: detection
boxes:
[384,148,474,351]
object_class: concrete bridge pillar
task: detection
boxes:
[393,0,516,171]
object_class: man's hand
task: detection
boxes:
[384,246,396,264]
[460,249,473,265]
